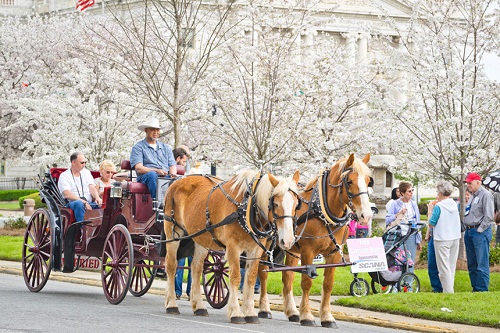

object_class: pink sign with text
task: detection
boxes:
[346,237,387,273]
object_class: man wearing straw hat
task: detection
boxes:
[130,117,177,202]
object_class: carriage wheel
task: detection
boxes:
[129,260,157,297]
[101,224,134,305]
[349,278,369,297]
[202,251,229,309]
[371,278,393,294]
[397,272,420,293]
[22,209,52,292]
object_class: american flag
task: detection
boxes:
[76,0,95,11]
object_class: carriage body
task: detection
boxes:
[21,163,230,306]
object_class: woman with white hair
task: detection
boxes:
[427,181,462,293]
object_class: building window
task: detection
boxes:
[181,28,194,48]
[0,0,15,5]
[0,161,5,176]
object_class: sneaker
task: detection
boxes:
[254,287,260,294]
[156,268,166,278]
[176,294,181,300]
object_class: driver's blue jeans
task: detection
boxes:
[137,171,158,199]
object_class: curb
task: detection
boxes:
[1,266,457,333]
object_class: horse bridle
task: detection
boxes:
[267,189,302,223]
[327,167,373,208]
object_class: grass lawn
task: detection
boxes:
[0,201,22,211]
[0,236,24,261]
[1,233,499,328]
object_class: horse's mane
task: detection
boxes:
[339,156,372,179]
[254,174,299,214]
[229,169,260,198]
[303,155,372,191]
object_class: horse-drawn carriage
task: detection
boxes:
[23,153,376,327]
[21,160,229,307]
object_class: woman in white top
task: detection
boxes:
[95,160,116,197]
[427,181,461,293]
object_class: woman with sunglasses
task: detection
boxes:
[385,181,422,272]
[95,160,116,197]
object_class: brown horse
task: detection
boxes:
[258,153,373,327]
[163,170,300,324]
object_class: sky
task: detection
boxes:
[483,53,500,82]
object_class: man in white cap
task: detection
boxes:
[130,117,177,201]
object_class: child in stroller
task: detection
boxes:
[349,222,422,296]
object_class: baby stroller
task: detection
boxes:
[349,223,422,296]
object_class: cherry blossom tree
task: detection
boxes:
[196,1,383,172]
[86,0,236,148]
[376,0,500,191]
[1,15,141,169]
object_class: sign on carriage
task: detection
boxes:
[61,257,101,270]
[347,237,387,273]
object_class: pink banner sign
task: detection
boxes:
[346,237,387,273]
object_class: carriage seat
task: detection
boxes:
[50,168,101,183]
[119,160,185,194]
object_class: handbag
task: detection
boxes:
[460,221,466,233]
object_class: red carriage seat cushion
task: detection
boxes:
[50,168,100,182]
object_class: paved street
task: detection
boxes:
[0,273,412,333]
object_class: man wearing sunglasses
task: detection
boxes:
[58,152,102,222]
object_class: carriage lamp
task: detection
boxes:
[110,181,123,198]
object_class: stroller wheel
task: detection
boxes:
[349,278,369,297]
[371,279,394,294]
[397,272,420,293]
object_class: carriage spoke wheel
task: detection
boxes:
[129,260,157,297]
[349,278,369,297]
[371,278,393,294]
[22,209,52,292]
[397,272,420,293]
[101,224,134,305]
[202,251,229,309]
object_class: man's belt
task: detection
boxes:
[465,224,479,230]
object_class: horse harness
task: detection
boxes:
[291,168,369,258]
[164,173,298,265]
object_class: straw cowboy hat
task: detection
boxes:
[137,118,162,131]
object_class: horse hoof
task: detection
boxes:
[244,316,260,324]
[258,311,272,319]
[321,321,338,329]
[300,319,316,327]
[194,309,209,316]
[230,316,246,324]
[166,307,180,315]
[289,315,300,322]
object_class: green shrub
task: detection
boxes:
[418,203,428,215]
[3,216,27,229]
[0,189,38,201]
[490,244,500,266]
[18,192,45,209]
[419,243,428,263]
[371,221,385,238]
